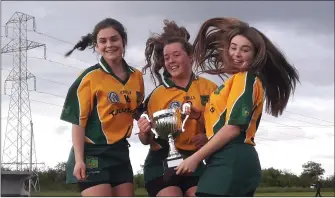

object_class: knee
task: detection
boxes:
[184,186,197,197]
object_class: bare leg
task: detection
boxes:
[184,186,197,197]
[81,184,113,197]
[157,186,183,197]
[112,182,134,197]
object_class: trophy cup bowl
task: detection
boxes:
[140,103,191,179]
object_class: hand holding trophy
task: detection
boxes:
[140,102,191,180]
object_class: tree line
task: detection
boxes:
[2,160,334,192]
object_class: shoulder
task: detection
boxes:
[147,84,166,99]
[231,71,258,85]
[129,66,143,75]
[197,76,217,88]
[70,64,101,89]
[125,61,143,79]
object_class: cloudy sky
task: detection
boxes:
[1,1,334,178]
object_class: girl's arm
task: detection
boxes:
[190,125,240,162]
[72,124,86,163]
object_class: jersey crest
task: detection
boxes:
[108,92,120,103]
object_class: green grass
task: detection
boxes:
[32,188,335,197]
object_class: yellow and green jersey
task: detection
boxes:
[144,74,217,151]
[204,71,264,145]
[60,57,145,145]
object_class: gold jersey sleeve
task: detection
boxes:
[204,71,264,145]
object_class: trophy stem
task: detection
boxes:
[168,134,177,158]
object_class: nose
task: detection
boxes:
[106,40,113,47]
[234,49,242,58]
[167,57,176,64]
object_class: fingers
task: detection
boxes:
[175,165,192,175]
[137,117,152,133]
[74,168,85,181]
[81,167,86,180]
[191,134,200,142]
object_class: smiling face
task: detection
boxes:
[96,27,124,62]
[228,35,255,69]
[163,42,192,79]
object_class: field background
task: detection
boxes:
[32,187,335,197]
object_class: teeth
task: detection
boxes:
[171,66,179,70]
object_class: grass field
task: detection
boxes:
[33,188,335,197]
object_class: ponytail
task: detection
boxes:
[65,33,93,57]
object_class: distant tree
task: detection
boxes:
[261,168,282,186]
[302,161,325,181]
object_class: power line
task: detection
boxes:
[30,99,63,108]
[36,77,70,87]
[285,110,334,124]
[1,67,70,87]
[2,26,74,46]
[33,90,65,99]
[2,53,83,70]
[28,56,83,70]
[2,27,333,125]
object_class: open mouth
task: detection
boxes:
[170,65,180,71]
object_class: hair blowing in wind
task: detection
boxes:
[193,17,300,117]
[143,20,191,86]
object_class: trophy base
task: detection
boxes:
[163,156,183,181]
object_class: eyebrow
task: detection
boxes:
[98,34,119,40]
[164,50,181,56]
[231,42,252,49]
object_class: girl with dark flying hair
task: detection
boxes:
[137,20,217,197]
[61,18,145,197]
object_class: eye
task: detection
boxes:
[99,39,106,44]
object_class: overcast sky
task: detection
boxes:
[1,1,334,178]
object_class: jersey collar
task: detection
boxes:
[162,73,198,92]
[98,56,135,74]
[98,56,135,85]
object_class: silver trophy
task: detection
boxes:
[141,103,191,170]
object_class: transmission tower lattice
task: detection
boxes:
[1,11,46,193]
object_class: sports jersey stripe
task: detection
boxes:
[210,108,227,140]
[226,72,249,124]
[252,79,256,105]
[244,80,258,137]
[161,76,169,87]
[98,59,109,73]
[243,105,258,144]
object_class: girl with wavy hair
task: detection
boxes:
[137,20,217,197]
[175,17,300,197]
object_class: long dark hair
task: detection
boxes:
[65,18,127,57]
[142,20,192,86]
[193,17,300,117]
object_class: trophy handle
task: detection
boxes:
[181,103,191,132]
[140,114,159,138]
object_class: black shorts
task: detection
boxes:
[76,162,133,192]
[77,180,132,192]
[145,175,199,197]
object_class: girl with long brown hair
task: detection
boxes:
[175,17,300,197]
